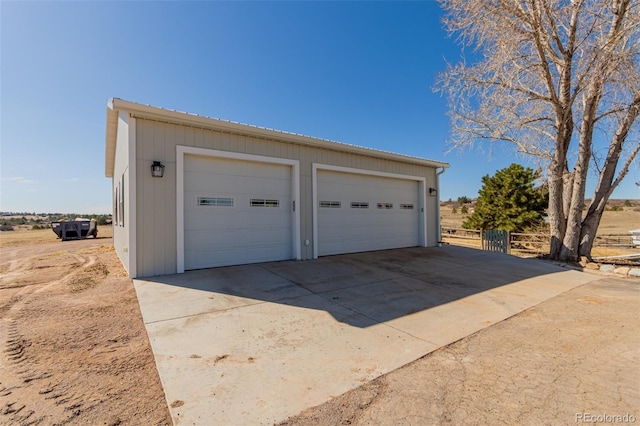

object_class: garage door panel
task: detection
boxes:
[320,224,417,242]
[319,173,415,192]
[185,173,290,195]
[184,154,293,270]
[246,181,291,197]
[184,211,291,236]
[185,227,290,250]
[184,207,291,231]
[317,170,420,257]
[183,191,291,209]
[183,195,291,214]
[187,245,291,270]
[319,238,411,257]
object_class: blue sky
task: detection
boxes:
[1,1,638,214]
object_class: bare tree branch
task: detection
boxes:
[437,0,640,260]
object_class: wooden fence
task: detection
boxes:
[440,228,482,249]
[440,227,636,256]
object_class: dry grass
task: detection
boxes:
[440,205,640,235]
[440,203,640,256]
[595,209,640,234]
[0,226,114,247]
[590,247,639,257]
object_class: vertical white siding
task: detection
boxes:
[136,120,177,277]
[134,118,441,277]
[112,112,131,274]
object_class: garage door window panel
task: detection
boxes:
[197,197,234,207]
[350,202,369,209]
[319,201,341,208]
[250,198,280,207]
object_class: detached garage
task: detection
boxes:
[105,98,448,278]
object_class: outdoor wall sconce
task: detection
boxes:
[429,187,438,196]
[151,161,165,178]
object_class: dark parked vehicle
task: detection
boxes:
[51,219,98,241]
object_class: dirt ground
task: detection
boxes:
[279,277,640,425]
[0,230,171,425]
[1,228,639,425]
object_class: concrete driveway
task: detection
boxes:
[133,245,599,425]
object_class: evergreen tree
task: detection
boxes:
[463,164,547,232]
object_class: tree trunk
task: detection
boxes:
[578,200,607,258]
[547,18,576,259]
[559,78,601,261]
[548,116,573,259]
[562,169,574,220]
[577,94,640,258]
[548,157,567,259]
[560,162,586,261]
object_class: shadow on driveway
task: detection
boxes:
[133,245,600,425]
[136,245,582,328]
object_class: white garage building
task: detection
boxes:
[105,98,448,278]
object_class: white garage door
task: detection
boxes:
[184,154,293,270]
[317,170,421,256]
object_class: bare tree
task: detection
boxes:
[437,0,640,261]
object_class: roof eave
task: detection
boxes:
[107,98,450,170]
[105,99,118,178]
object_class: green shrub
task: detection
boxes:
[463,163,548,232]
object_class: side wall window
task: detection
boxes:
[119,174,125,227]
[114,186,119,225]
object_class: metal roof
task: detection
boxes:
[105,98,449,177]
